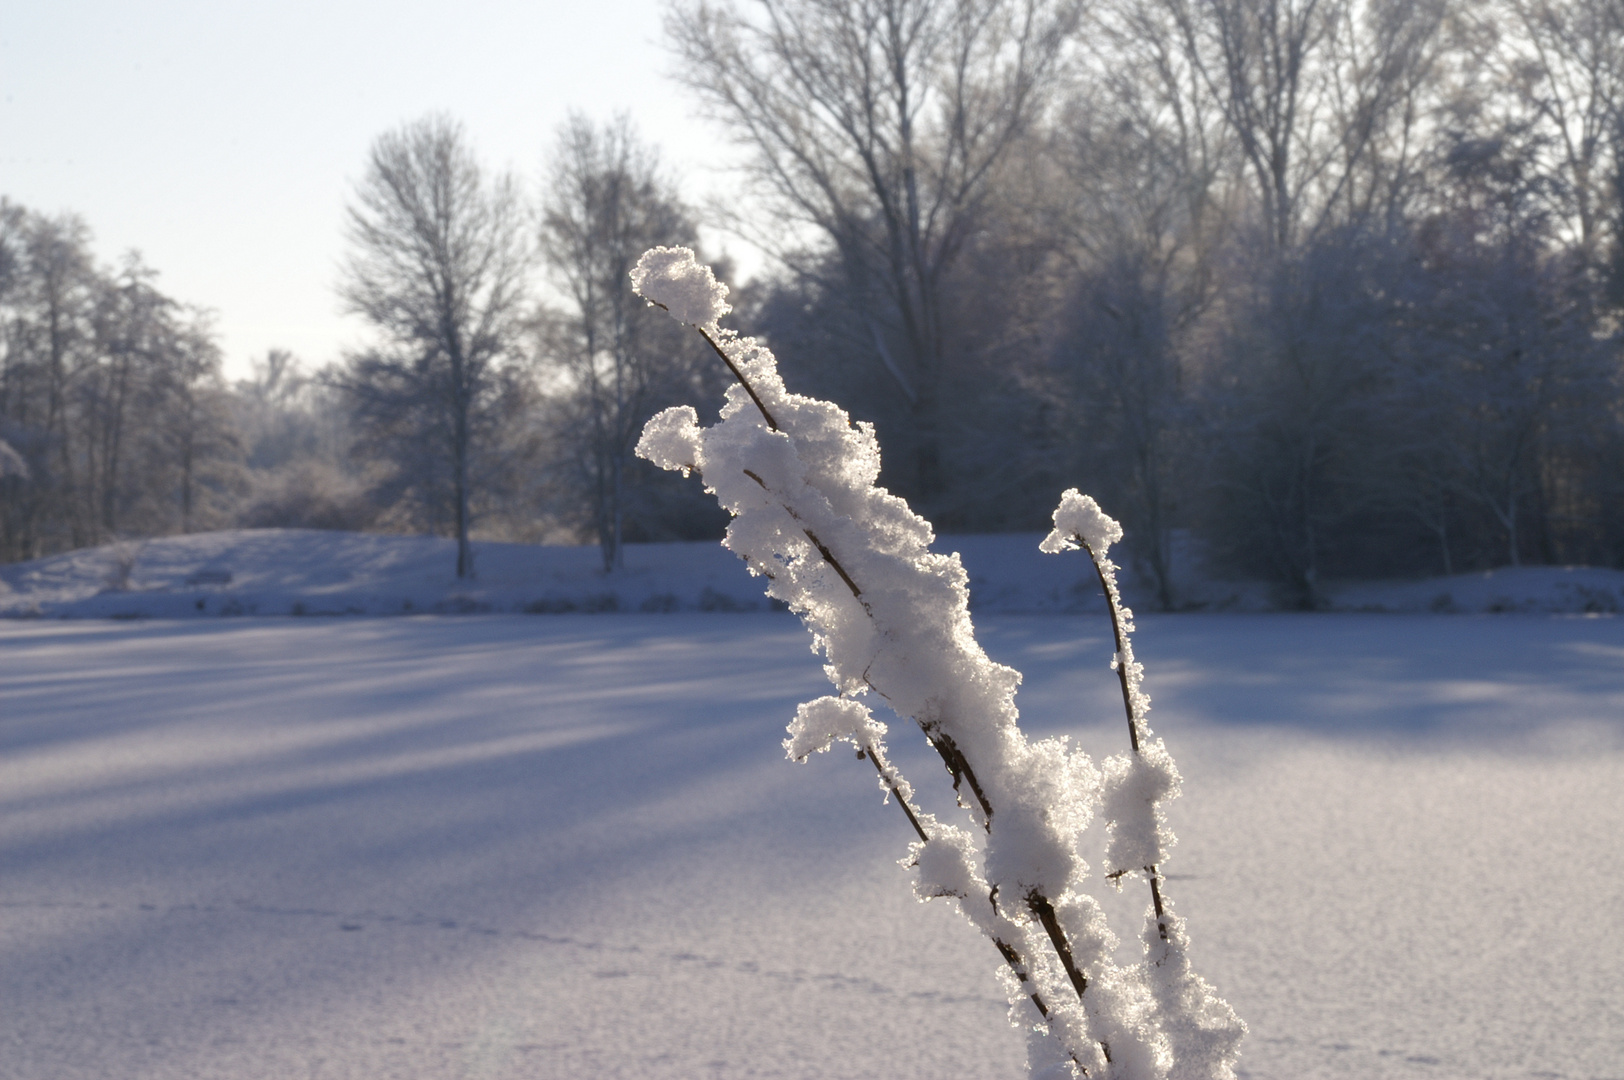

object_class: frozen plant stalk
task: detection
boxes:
[1042,492,1246,1078]
[631,247,1243,1079]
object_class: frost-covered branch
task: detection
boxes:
[632,248,1242,1078]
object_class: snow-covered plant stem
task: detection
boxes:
[1042,492,1247,1078]
[629,248,1241,1079]
[1050,501,1168,932]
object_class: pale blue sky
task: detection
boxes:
[0,0,745,378]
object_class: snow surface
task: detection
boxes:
[5,529,1622,620]
[3,612,1621,1079]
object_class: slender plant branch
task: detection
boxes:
[643,297,780,429]
[860,739,928,844]
[698,323,780,430]
[1076,532,1169,943]
[863,741,1078,1068]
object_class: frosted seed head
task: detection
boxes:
[629,246,731,328]
[1040,488,1124,557]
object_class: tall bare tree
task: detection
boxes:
[1159,0,1447,250]
[539,115,706,570]
[1487,0,1624,275]
[1,203,239,557]
[669,0,1081,501]
[337,115,530,577]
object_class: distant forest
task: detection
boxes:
[3,0,1622,607]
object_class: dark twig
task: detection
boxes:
[1028,892,1112,1066]
[1076,532,1169,942]
[741,470,866,607]
[1078,535,1140,754]
[862,741,928,844]
[920,725,995,827]
[644,301,779,430]
[866,744,1080,1069]
[695,321,779,431]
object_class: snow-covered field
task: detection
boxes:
[4,529,1623,618]
[3,610,1621,1080]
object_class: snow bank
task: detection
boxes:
[2,531,1619,621]
[0,530,772,619]
[0,530,1150,620]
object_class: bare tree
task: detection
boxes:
[1160,0,1447,250]
[1487,0,1624,274]
[539,114,706,570]
[337,115,530,577]
[1033,13,1237,605]
[669,0,1081,502]
[9,210,98,547]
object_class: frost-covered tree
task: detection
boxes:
[538,114,723,568]
[336,115,531,577]
[0,202,240,560]
[669,0,1081,505]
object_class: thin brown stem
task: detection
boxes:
[1077,532,1168,941]
[741,469,866,605]
[1028,892,1113,1066]
[697,324,779,431]
[867,744,1082,1069]
[863,742,928,844]
[1077,534,1138,752]
[644,298,778,430]
[1027,891,1089,999]
[921,726,995,827]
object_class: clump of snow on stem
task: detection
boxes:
[785,696,885,761]
[636,405,703,475]
[1101,743,1181,875]
[1141,906,1247,1080]
[629,246,731,328]
[635,249,1244,1079]
[1040,489,1122,557]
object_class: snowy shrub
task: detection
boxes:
[633,247,1244,1079]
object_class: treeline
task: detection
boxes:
[0,114,732,573]
[0,204,236,558]
[4,0,1623,606]
[719,0,1624,605]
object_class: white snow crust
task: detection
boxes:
[4,529,1619,620]
[3,613,1622,1080]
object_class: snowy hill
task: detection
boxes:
[2,528,1621,617]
